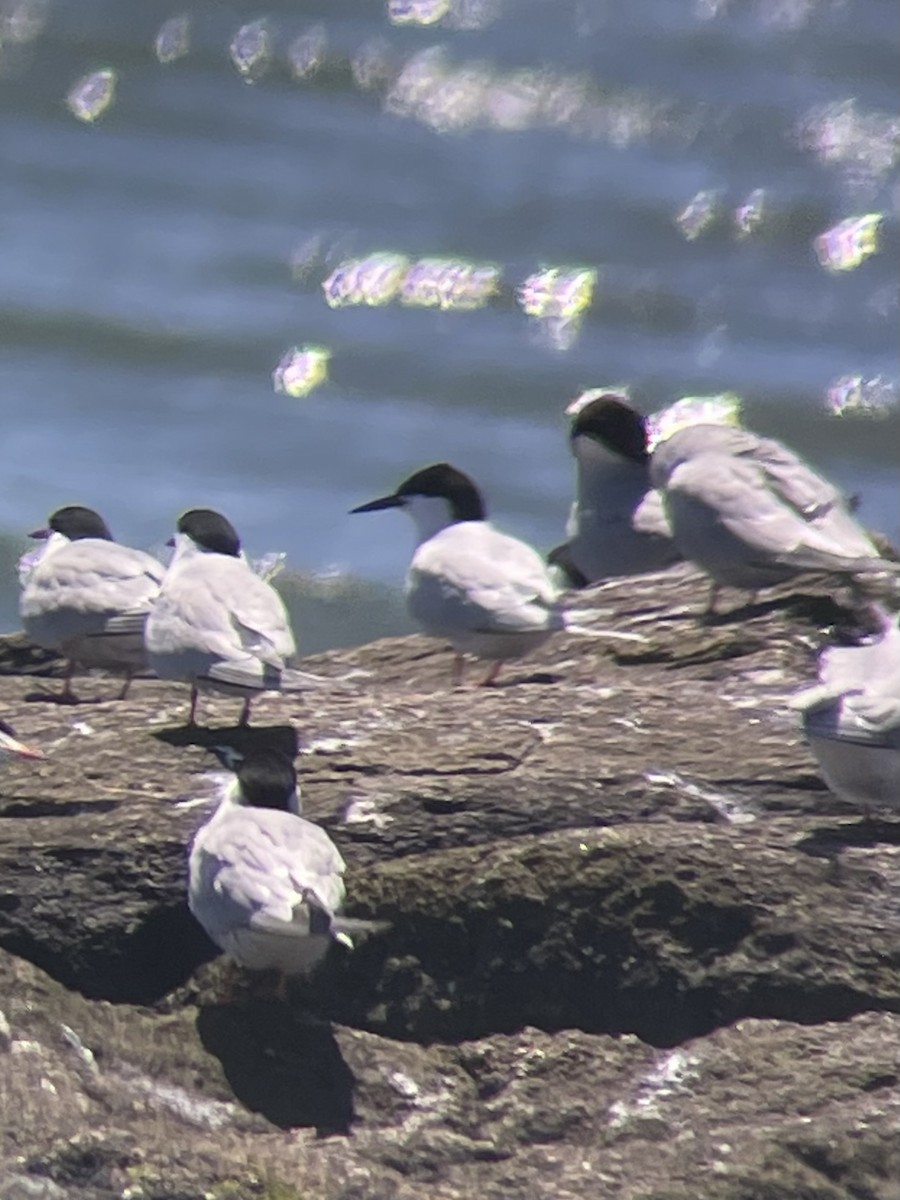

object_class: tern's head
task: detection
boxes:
[350,462,486,541]
[30,505,114,543]
[210,744,302,814]
[175,509,242,557]
[233,749,299,813]
[0,719,43,761]
[566,390,650,466]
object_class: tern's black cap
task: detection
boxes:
[569,393,650,464]
[177,509,241,557]
[34,506,114,542]
[351,462,486,522]
[236,750,297,811]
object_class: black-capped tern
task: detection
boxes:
[145,509,322,727]
[548,389,682,586]
[19,505,164,702]
[352,462,642,686]
[188,748,377,991]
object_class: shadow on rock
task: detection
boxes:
[153,722,300,758]
[196,1001,355,1133]
[795,818,900,860]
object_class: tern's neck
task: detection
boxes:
[34,531,72,563]
[405,494,463,544]
[573,438,651,516]
[218,777,303,816]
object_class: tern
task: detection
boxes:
[188,748,379,993]
[146,508,330,727]
[649,418,895,614]
[352,462,643,686]
[20,505,164,702]
[791,608,900,813]
[548,389,681,586]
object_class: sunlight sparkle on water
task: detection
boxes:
[814,213,882,272]
[826,375,897,418]
[287,24,327,79]
[323,252,499,311]
[154,14,190,64]
[383,44,673,146]
[66,68,116,122]
[229,19,272,82]
[388,0,450,25]
[0,0,49,44]
[797,100,900,189]
[676,190,723,240]
[734,188,767,238]
[388,0,500,29]
[400,258,500,310]
[323,253,410,308]
[518,267,596,350]
[272,346,330,398]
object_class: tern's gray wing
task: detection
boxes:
[189,808,346,943]
[21,541,163,649]
[664,453,884,573]
[21,541,162,618]
[151,557,295,668]
[651,424,825,500]
[653,425,878,564]
[409,524,562,636]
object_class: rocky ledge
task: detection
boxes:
[1,567,899,1200]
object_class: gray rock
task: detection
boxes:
[0,567,898,1197]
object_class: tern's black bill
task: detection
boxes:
[349,494,404,514]
[28,528,51,540]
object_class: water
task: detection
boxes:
[0,0,897,651]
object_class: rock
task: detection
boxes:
[0,566,899,1196]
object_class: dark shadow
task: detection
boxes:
[485,671,564,687]
[196,1002,355,1133]
[152,723,300,759]
[23,687,110,705]
[795,817,900,860]
[1,900,219,1005]
[700,589,861,630]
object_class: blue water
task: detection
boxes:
[1,0,897,648]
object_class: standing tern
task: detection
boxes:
[649,419,895,614]
[351,462,643,686]
[189,749,377,992]
[791,609,900,813]
[548,389,681,586]
[145,509,320,727]
[19,505,164,702]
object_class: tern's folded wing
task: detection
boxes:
[668,455,884,571]
[410,528,561,634]
[22,541,163,619]
[191,809,345,932]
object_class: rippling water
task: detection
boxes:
[0,0,897,650]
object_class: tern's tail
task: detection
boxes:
[331,915,392,950]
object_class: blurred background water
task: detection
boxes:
[0,0,897,651]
